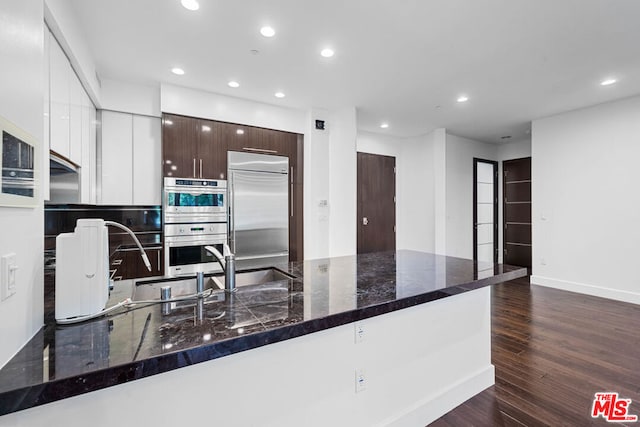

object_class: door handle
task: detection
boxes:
[362,217,369,226]
[200,159,203,178]
[193,158,196,178]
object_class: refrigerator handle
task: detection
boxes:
[290,166,294,218]
[229,171,236,252]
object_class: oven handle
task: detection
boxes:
[165,238,227,248]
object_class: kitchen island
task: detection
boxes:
[0,250,526,426]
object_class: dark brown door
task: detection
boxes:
[162,114,197,178]
[357,152,396,254]
[503,157,532,268]
[197,119,227,180]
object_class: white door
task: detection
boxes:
[474,159,497,265]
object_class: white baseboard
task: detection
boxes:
[382,364,495,427]
[531,275,640,305]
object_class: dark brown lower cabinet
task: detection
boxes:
[110,246,163,280]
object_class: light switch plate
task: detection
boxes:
[354,323,365,344]
[1,253,17,301]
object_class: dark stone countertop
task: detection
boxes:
[0,250,526,416]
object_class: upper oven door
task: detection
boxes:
[163,178,227,222]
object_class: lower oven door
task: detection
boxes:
[165,234,226,276]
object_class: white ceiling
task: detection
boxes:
[69,0,640,143]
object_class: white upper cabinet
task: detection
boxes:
[49,32,70,159]
[43,29,51,201]
[99,111,162,206]
[99,111,133,205]
[69,71,83,165]
[132,115,161,205]
[80,90,96,204]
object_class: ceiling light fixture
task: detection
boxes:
[274,92,285,98]
[202,125,211,132]
[320,48,334,58]
[260,26,275,37]
[236,129,245,135]
[164,120,174,126]
[171,67,185,75]
[600,78,617,86]
[380,123,389,129]
[228,81,240,88]
[457,95,469,103]
[180,0,199,11]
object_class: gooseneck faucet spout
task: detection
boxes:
[205,244,236,292]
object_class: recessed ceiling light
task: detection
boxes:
[171,68,185,76]
[260,26,275,37]
[380,123,389,129]
[320,48,335,58]
[202,125,211,132]
[236,129,245,135]
[274,92,285,98]
[600,78,617,86]
[180,0,199,11]
[228,81,240,88]
[457,95,469,103]
[164,120,174,126]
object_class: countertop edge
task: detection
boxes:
[0,266,527,416]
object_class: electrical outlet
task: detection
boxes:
[354,323,365,344]
[1,253,17,301]
[355,368,366,393]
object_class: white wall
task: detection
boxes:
[445,133,498,259]
[328,107,357,257]
[2,288,494,427]
[496,138,531,263]
[433,129,447,254]
[531,96,640,304]
[0,0,44,368]
[161,84,307,134]
[399,132,438,253]
[44,0,101,106]
[304,109,330,260]
[100,79,160,117]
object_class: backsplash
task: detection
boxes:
[44,205,162,251]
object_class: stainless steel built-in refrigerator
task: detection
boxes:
[227,151,289,268]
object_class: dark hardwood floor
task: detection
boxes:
[431,277,640,426]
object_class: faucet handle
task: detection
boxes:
[223,243,233,257]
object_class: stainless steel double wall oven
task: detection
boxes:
[163,177,227,276]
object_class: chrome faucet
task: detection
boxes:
[205,244,236,292]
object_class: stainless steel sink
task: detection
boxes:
[211,267,294,289]
[132,276,222,302]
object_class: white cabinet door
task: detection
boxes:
[69,72,83,164]
[80,90,96,204]
[43,29,51,201]
[49,34,70,159]
[132,115,161,205]
[89,102,97,204]
[100,111,133,204]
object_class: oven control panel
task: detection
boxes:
[165,223,227,237]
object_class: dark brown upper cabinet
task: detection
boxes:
[162,114,227,179]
